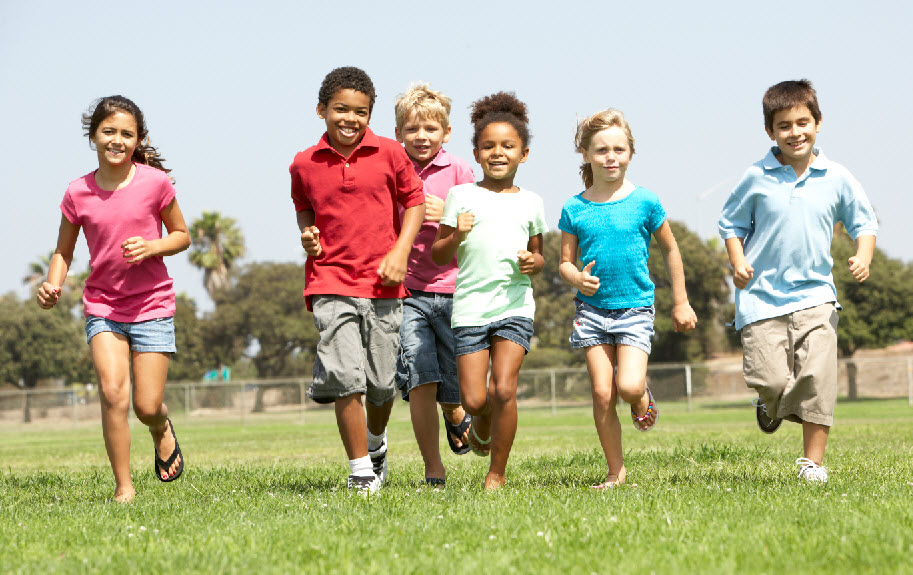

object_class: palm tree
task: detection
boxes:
[22,252,54,293]
[188,211,246,297]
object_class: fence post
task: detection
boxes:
[72,390,78,425]
[300,380,306,424]
[184,384,190,417]
[550,370,557,416]
[240,382,246,428]
[685,364,693,412]
[907,357,913,408]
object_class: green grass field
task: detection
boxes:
[2,399,913,574]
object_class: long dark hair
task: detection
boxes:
[82,95,171,175]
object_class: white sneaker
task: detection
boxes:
[796,458,829,483]
[369,439,388,486]
[347,474,380,493]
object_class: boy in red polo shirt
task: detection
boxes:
[290,67,426,492]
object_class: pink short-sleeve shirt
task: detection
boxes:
[60,163,177,322]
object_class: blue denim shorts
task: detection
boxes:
[453,316,534,356]
[569,299,654,354]
[85,315,177,353]
[395,290,459,404]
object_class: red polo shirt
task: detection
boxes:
[290,127,425,308]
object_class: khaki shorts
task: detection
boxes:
[740,303,838,426]
[309,295,402,407]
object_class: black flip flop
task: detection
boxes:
[443,411,472,455]
[154,418,184,482]
[425,477,446,488]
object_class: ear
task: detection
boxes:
[765,124,775,141]
[394,126,404,143]
[815,115,823,133]
[316,103,326,119]
[473,147,481,164]
[518,147,530,164]
[442,125,452,144]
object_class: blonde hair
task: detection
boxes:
[574,109,635,188]
[394,83,453,131]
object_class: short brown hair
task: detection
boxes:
[762,79,822,132]
[394,83,452,131]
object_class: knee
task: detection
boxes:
[133,401,164,425]
[98,382,130,411]
[489,375,517,406]
[591,385,615,412]
[615,376,645,405]
[461,392,487,415]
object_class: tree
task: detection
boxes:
[530,231,584,367]
[22,251,89,315]
[168,294,210,381]
[188,211,246,296]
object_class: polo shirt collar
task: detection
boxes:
[316,127,381,157]
[762,147,830,172]
[412,148,452,173]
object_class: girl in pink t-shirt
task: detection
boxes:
[37,96,191,503]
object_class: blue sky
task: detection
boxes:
[2,0,910,311]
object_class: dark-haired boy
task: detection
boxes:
[718,79,878,484]
[290,67,425,492]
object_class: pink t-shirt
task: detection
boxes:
[60,163,177,322]
[402,149,475,293]
[289,128,425,309]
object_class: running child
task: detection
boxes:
[290,67,425,493]
[37,95,191,503]
[718,80,878,483]
[558,109,697,489]
[393,84,476,487]
[432,92,547,490]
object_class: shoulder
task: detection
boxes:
[633,186,660,203]
[561,193,585,211]
[66,171,94,192]
[290,139,330,168]
[448,182,476,198]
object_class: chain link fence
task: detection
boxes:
[2,356,911,427]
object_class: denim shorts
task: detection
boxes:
[309,295,402,407]
[395,290,460,404]
[453,316,534,356]
[569,299,654,354]
[85,315,177,353]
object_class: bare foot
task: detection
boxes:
[113,486,136,503]
[632,389,657,431]
[590,467,626,489]
[150,419,182,480]
[483,471,505,491]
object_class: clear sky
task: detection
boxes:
[2,0,910,311]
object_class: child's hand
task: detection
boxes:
[576,261,600,296]
[456,212,474,239]
[36,282,61,310]
[122,237,155,263]
[378,249,408,286]
[301,226,323,257]
[848,255,870,283]
[424,195,444,223]
[732,264,754,289]
[672,302,698,332]
[517,250,538,275]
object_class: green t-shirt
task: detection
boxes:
[440,183,548,328]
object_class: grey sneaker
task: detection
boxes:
[796,458,828,483]
[347,474,380,493]
[369,439,387,485]
[752,398,783,434]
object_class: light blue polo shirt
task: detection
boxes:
[718,147,878,330]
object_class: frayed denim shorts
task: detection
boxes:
[85,315,176,353]
[569,299,654,354]
[453,316,534,356]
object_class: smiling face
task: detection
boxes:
[395,110,451,168]
[767,105,821,168]
[583,126,632,186]
[90,111,139,169]
[473,121,528,184]
[317,88,371,156]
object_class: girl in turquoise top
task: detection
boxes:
[558,109,697,489]
[433,92,547,491]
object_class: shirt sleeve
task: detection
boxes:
[289,155,313,212]
[718,168,755,240]
[394,147,425,209]
[60,189,79,225]
[647,194,667,234]
[838,172,879,240]
[558,201,575,236]
[529,193,549,236]
[157,172,177,212]
[440,186,461,227]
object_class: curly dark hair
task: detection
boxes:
[82,95,171,176]
[318,66,376,113]
[469,91,531,148]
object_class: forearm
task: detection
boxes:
[394,203,425,254]
[724,237,747,269]
[151,231,191,257]
[296,210,315,232]
[558,260,582,287]
[661,245,690,305]
[46,253,71,287]
[854,235,876,264]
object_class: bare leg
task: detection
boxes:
[90,332,134,503]
[409,383,445,480]
[458,349,492,451]
[802,421,830,465]
[484,337,526,490]
[366,399,393,437]
[132,351,180,480]
[585,344,625,486]
[615,346,652,424]
[335,394,368,460]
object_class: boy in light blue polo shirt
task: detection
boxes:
[718,79,878,484]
